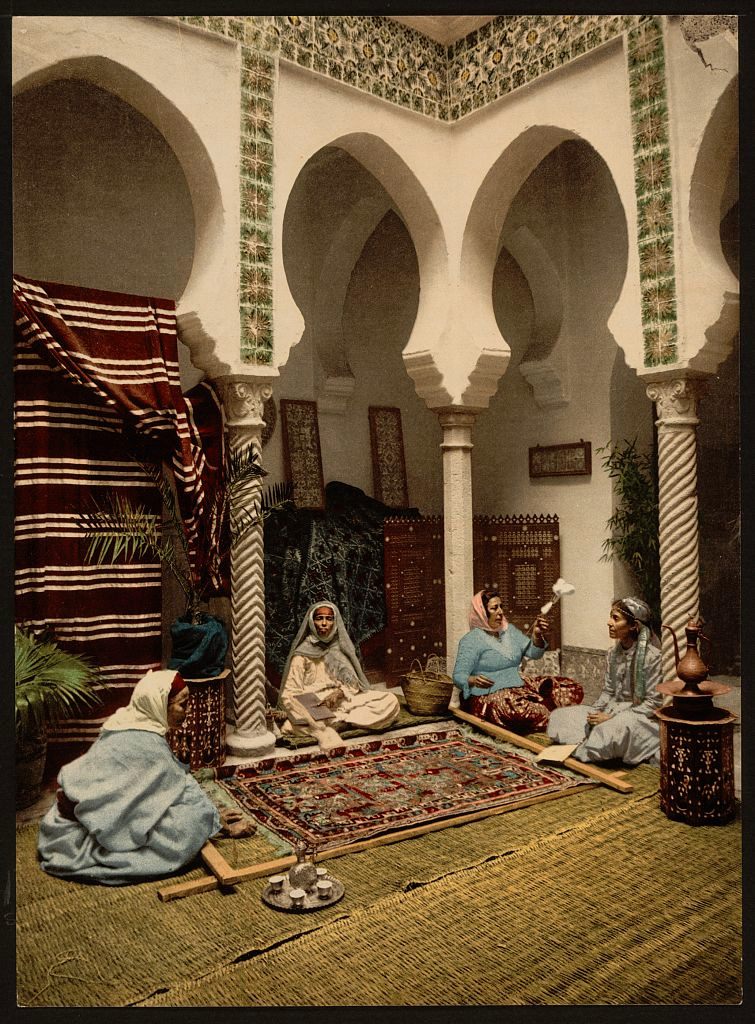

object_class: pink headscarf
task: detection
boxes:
[469,591,508,634]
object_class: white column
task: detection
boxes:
[437,409,477,671]
[217,377,276,758]
[646,376,706,682]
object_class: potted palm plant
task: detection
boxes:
[15,626,101,808]
[79,446,291,678]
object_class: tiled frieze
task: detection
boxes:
[446,13,648,118]
[175,14,678,368]
[626,17,678,366]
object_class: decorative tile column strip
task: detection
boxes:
[646,377,706,682]
[218,377,276,758]
[239,21,278,366]
[627,16,679,367]
[177,14,277,367]
[437,410,477,672]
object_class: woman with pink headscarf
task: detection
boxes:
[452,590,583,733]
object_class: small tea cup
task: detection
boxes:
[316,879,333,900]
[316,866,329,879]
[289,887,306,908]
[268,874,285,893]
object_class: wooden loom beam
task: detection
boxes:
[158,711,633,902]
[451,708,634,793]
[157,782,591,902]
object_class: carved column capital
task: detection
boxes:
[216,376,274,432]
[646,377,706,426]
[436,408,478,451]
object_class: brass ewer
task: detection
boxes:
[658,617,730,719]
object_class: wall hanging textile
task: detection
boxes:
[263,481,419,678]
[13,275,224,759]
[368,405,409,507]
[280,398,325,509]
[13,275,226,592]
[216,726,587,851]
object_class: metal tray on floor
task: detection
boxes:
[261,875,345,913]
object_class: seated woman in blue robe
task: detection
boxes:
[452,589,583,733]
[37,669,250,885]
[547,596,663,765]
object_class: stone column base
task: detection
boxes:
[225,727,276,759]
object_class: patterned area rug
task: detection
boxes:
[217,727,587,850]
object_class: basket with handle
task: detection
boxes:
[400,655,454,715]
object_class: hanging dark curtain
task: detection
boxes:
[13,274,225,765]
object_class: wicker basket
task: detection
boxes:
[400,656,454,715]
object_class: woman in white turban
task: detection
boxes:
[547,597,663,765]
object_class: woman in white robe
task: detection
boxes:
[547,597,663,765]
[37,669,249,885]
[278,602,400,743]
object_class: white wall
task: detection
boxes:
[14,77,195,298]
[663,20,738,372]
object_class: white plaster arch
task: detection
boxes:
[460,126,572,405]
[12,18,244,379]
[281,145,394,406]
[314,199,396,413]
[687,76,739,375]
[275,126,452,408]
[461,125,631,404]
[504,226,567,408]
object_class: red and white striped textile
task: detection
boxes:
[13,275,225,764]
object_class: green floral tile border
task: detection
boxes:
[626,17,678,366]
[179,15,278,364]
[177,14,676,367]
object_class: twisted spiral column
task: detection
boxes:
[218,377,276,758]
[646,378,706,682]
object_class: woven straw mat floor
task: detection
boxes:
[17,756,740,1006]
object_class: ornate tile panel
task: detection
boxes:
[626,17,678,366]
[178,15,277,365]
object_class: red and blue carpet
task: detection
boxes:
[217,727,587,849]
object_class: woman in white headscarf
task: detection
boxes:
[37,669,250,885]
[278,602,400,743]
[547,597,663,765]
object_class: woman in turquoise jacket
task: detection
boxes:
[452,589,583,732]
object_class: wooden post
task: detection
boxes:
[158,782,592,902]
[451,708,634,793]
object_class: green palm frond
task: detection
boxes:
[229,444,267,482]
[598,438,661,627]
[79,489,193,602]
[261,481,294,511]
[78,440,287,619]
[15,627,101,740]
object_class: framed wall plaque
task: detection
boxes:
[369,405,409,508]
[529,440,592,478]
[280,399,325,509]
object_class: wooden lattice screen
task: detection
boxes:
[383,517,445,676]
[384,514,561,677]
